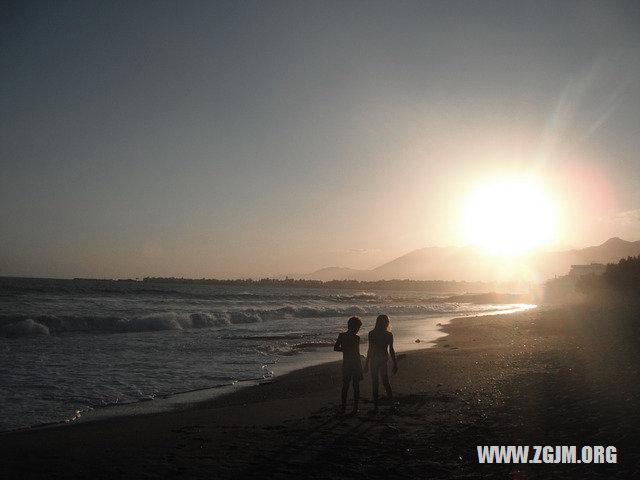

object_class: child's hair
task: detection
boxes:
[347,316,362,331]
[374,314,391,331]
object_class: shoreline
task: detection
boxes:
[4,305,534,433]
[2,302,638,479]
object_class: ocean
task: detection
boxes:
[0,277,534,431]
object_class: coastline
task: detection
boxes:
[2,303,638,479]
[5,305,531,432]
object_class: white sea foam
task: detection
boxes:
[0,303,498,337]
[0,278,534,431]
[1,318,50,336]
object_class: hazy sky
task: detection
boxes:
[2,1,640,279]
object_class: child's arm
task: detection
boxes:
[363,332,371,372]
[333,334,343,352]
[389,333,398,374]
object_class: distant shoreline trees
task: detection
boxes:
[576,256,640,296]
[141,276,529,294]
[544,256,640,303]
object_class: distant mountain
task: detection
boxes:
[371,245,486,281]
[530,237,640,281]
[571,237,640,260]
[300,238,640,283]
[299,266,370,281]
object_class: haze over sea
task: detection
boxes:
[0,277,532,431]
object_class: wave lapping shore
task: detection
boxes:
[0,277,528,431]
[1,301,638,479]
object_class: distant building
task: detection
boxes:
[568,263,606,277]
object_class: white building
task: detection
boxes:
[568,263,606,277]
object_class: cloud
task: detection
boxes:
[613,209,640,224]
[348,248,381,254]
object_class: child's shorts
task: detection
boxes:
[342,359,363,381]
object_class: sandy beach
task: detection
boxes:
[2,301,638,479]
[5,3,640,479]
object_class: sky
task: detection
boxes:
[2,0,640,279]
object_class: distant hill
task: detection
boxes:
[299,266,370,281]
[371,245,487,281]
[530,237,640,281]
[300,238,640,282]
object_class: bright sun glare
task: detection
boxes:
[461,177,556,255]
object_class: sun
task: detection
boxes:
[460,177,556,255]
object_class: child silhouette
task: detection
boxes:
[364,314,398,413]
[334,316,363,415]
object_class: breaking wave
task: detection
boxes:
[1,318,50,336]
[0,302,495,338]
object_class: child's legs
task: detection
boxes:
[341,376,351,407]
[370,366,379,399]
[352,379,360,406]
[380,366,392,398]
[371,364,380,403]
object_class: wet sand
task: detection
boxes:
[2,302,639,479]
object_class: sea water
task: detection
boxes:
[0,277,533,431]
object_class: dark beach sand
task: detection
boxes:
[2,302,639,479]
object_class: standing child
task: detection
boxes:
[334,316,363,415]
[364,314,398,413]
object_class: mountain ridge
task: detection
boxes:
[298,238,640,282]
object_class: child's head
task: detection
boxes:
[374,314,391,331]
[347,316,362,332]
